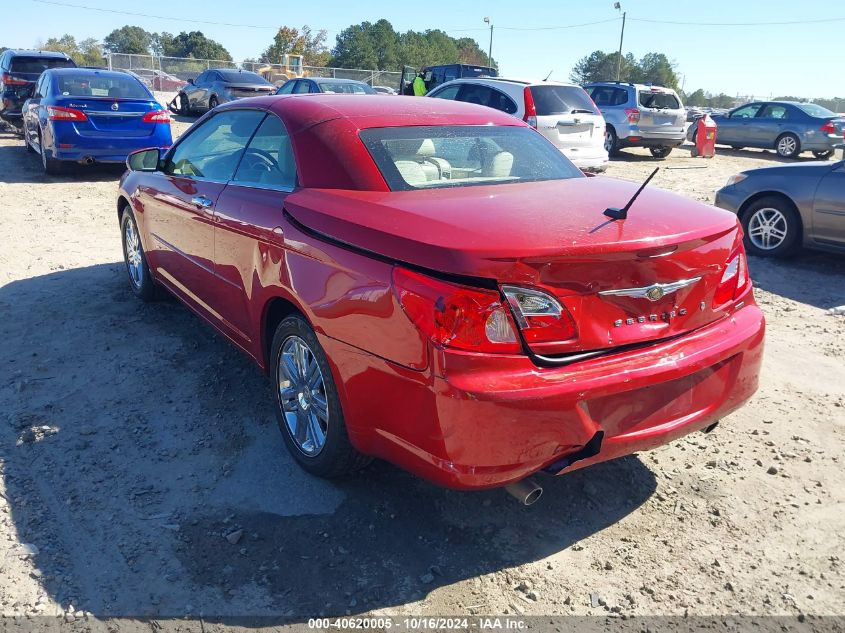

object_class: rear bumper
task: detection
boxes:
[619,134,686,148]
[50,123,172,163]
[324,300,765,490]
[565,151,609,172]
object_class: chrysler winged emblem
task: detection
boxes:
[111,102,119,111]
[598,277,701,302]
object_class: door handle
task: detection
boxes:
[191,195,213,209]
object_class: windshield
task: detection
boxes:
[360,125,583,191]
[529,85,598,115]
[319,82,373,94]
[796,103,836,118]
[218,70,269,84]
[638,90,681,110]
[11,56,75,74]
[55,73,151,99]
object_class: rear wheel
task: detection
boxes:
[24,130,35,153]
[39,130,63,175]
[208,95,219,110]
[775,133,801,158]
[271,315,371,478]
[178,93,191,116]
[604,126,620,157]
[812,150,833,160]
[649,146,673,159]
[741,196,801,258]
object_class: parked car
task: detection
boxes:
[715,158,845,257]
[427,77,608,172]
[174,68,276,115]
[275,77,376,95]
[1,49,76,132]
[117,95,764,496]
[372,85,397,95]
[400,63,498,96]
[584,82,686,159]
[128,68,187,92]
[21,68,172,174]
[690,101,845,159]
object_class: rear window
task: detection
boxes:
[529,85,598,116]
[319,82,372,94]
[54,73,151,99]
[217,70,270,85]
[10,56,75,74]
[638,90,681,110]
[360,125,583,191]
[796,103,836,118]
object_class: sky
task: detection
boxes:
[2,0,843,99]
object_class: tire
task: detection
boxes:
[812,150,833,160]
[731,145,744,151]
[649,146,673,159]
[178,93,191,116]
[775,133,801,159]
[24,130,35,153]
[120,208,162,301]
[740,196,801,258]
[39,130,63,175]
[208,95,219,110]
[604,126,620,157]
[271,315,371,478]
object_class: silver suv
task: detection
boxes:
[584,82,686,159]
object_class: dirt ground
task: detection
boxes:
[1,103,844,626]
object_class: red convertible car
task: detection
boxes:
[118,95,764,499]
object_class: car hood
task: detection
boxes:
[284,177,739,283]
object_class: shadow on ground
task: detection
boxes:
[750,250,845,309]
[611,144,827,164]
[1,264,657,618]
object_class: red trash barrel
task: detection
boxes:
[693,114,717,158]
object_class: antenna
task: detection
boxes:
[604,167,659,220]
[543,70,554,81]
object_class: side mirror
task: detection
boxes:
[188,77,195,85]
[127,147,161,172]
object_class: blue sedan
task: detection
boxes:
[22,68,172,174]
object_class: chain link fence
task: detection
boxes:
[106,54,402,91]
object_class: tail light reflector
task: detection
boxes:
[2,73,29,86]
[625,108,641,123]
[142,109,171,123]
[392,267,520,354]
[502,286,578,344]
[47,106,88,121]
[713,246,750,308]
[820,121,840,135]
[523,87,537,128]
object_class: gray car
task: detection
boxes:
[275,77,377,95]
[691,101,845,159]
[714,156,845,257]
[175,68,276,115]
[583,82,686,159]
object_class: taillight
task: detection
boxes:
[625,108,641,123]
[523,86,537,128]
[142,109,170,123]
[391,267,520,354]
[2,73,28,86]
[47,106,88,121]
[502,286,577,345]
[820,121,839,135]
[713,247,750,308]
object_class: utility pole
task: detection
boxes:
[614,3,626,81]
[484,17,494,67]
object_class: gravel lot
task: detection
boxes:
[1,103,844,625]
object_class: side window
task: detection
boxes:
[759,104,788,119]
[731,104,761,119]
[233,114,297,189]
[276,81,295,95]
[430,85,460,100]
[195,72,208,85]
[164,110,265,181]
[457,84,494,107]
[34,74,46,98]
[293,80,310,94]
[487,89,517,115]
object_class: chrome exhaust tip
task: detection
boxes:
[83,156,95,165]
[504,478,543,506]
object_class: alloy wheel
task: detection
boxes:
[123,218,144,289]
[604,131,613,153]
[777,135,797,157]
[277,335,329,457]
[747,207,788,251]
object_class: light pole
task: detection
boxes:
[484,17,494,67]
[614,2,626,81]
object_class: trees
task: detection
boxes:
[262,25,330,66]
[41,34,104,66]
[103,26,153,54]
[570,50,679,91]
[159,31,232,61]
[331,20,490,70]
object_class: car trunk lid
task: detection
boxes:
[636,88,686,136]
[284,177,742,355]
[529,84,605,153]
[54,97,161,137]
[226,83,276,99]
